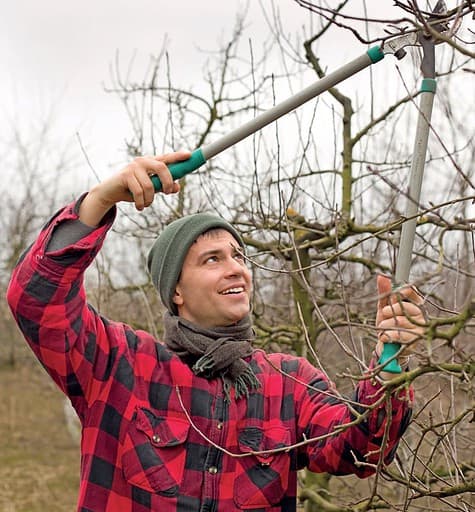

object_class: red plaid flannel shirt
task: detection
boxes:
[7,199,413,512]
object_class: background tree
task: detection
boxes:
[103,3,474,510]
[0,110,81,367]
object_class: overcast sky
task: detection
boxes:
[1,1,322,175]
[3,1,467,181]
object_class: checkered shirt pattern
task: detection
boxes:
[7,200,413,512]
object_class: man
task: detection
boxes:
[7,152,425,511]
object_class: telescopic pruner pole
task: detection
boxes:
[150,46,389,192]
[378,36,437,373]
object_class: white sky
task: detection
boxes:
[1,1,321,175]
[1,1,470,182]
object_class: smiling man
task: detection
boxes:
[173,230,251,327]
[148,215,252,328]
[7,152,426,512]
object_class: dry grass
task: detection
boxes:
[0,358,79,512]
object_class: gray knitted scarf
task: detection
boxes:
[163,312,261,401]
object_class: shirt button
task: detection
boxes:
[217,423,223,430]
[208,466,218,474]
[152,434,161,443]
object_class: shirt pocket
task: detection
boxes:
[121,407,190,496]
[234,424,291,509]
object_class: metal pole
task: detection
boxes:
[379,77,436,373]
[202,50,382,160]
[152,47,385,191]
[395,86,436,283]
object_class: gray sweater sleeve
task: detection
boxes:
[46,219,97,252]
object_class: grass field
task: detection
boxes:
[0,358,79,512]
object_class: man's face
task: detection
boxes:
[173,229,252,327]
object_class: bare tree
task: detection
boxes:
[0,110,81,366]
[99,2,475,510]
[2,1,473,510]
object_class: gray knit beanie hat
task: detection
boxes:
[147,213,245,314]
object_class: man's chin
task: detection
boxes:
[221,309,250,326]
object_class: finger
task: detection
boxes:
[152,161,175,194]
[156,151,192,165]
[378,315,425,331]
[134,159,156,202]
[380,302,425,320]
[134,171,156,207]
[397,285,425,305]
[379,328,422,344]
[127,174,148,210]
[376,274,392,312]
[133,158,175,194]
[127,159,160,206]
[134,156,169,177]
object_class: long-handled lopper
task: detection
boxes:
[149,4,452,374]
[378,0,452,373]
[149,33,426,192]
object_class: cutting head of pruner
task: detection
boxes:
[381,0,458,71]
[419,0,451,77]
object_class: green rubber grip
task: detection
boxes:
[151,148,206,192]
[420,78,437,93]
[378,281,403,373]
[367,46,384,64]
[378,342,402,373]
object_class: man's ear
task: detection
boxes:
[173,285,184,306]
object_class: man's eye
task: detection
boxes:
[205,256,218,263]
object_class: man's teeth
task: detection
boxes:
[221,287,244,295]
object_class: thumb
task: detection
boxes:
[376,274,393,315]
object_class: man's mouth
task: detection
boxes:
[220,287,245,295]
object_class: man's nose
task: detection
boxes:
[224,256,244,275]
